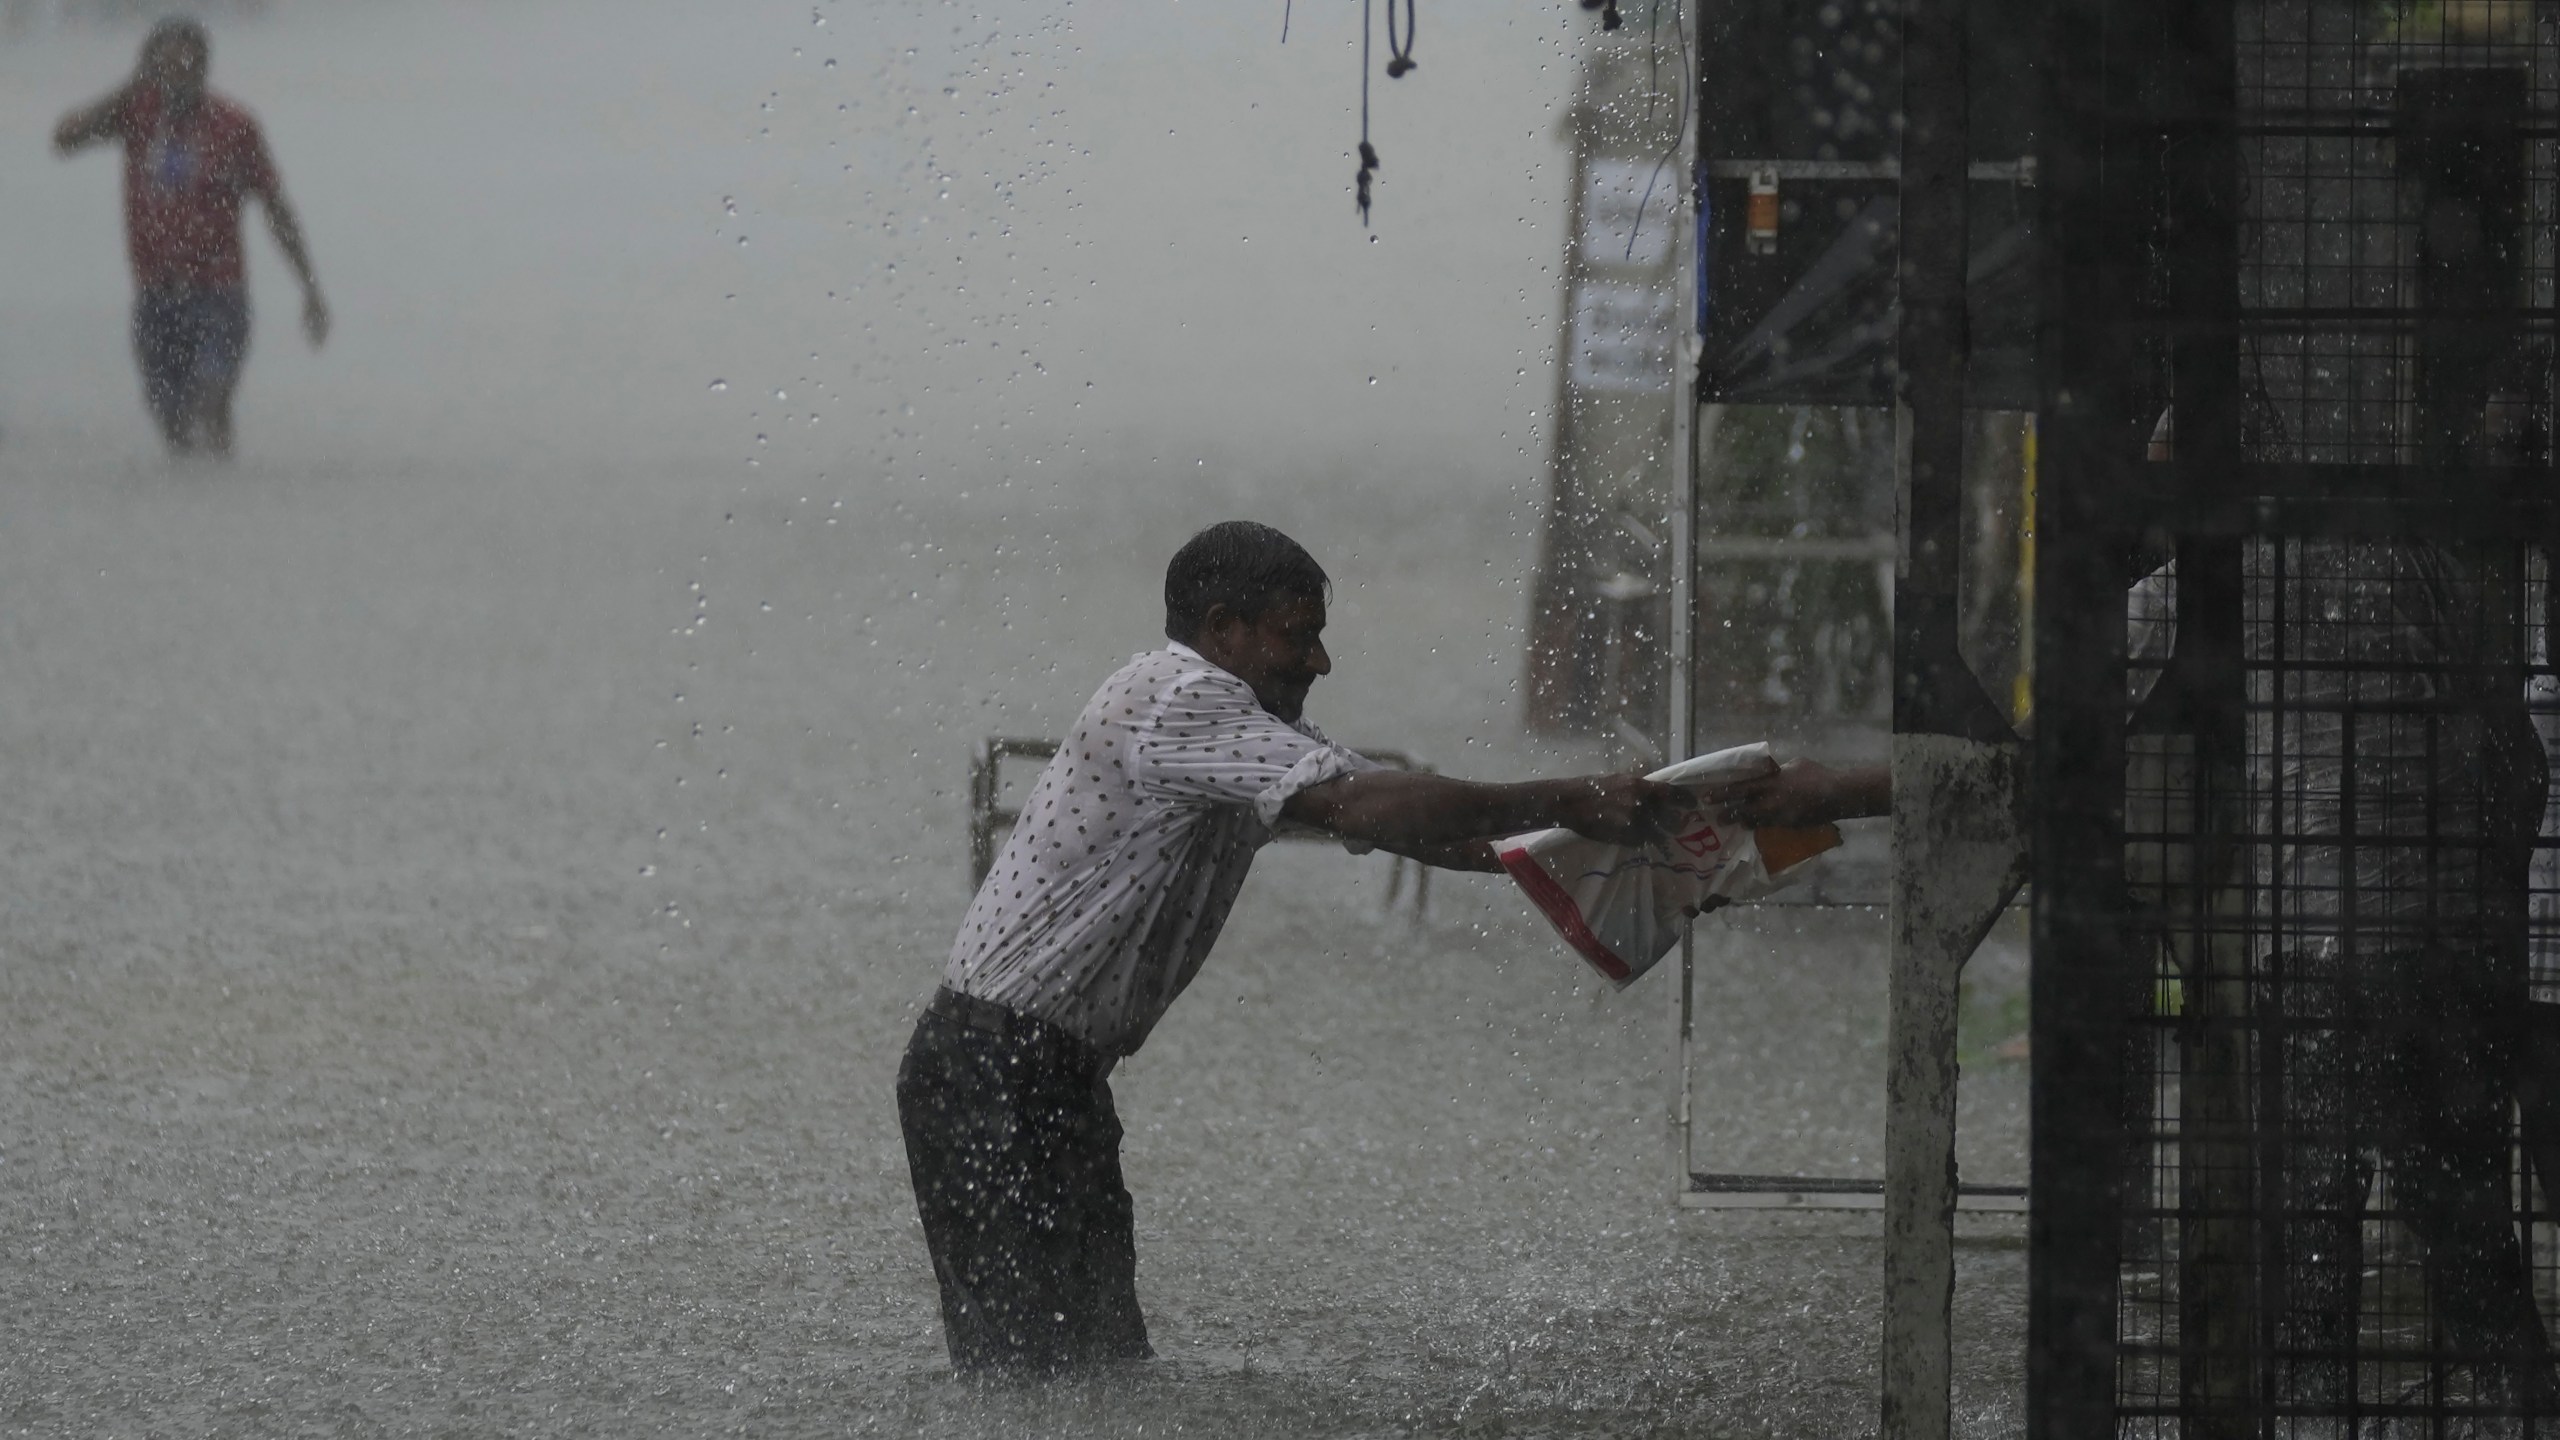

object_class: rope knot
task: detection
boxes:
[1385,0,1417,75]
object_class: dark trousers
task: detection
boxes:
[895,989,1151,1377]
[132,286,249,441]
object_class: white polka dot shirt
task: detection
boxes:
[945,642,1377,1058]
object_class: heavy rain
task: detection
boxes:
[0,1,2044,1435]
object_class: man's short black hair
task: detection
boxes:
[1163,521,1329,641]
[146,15,209,57]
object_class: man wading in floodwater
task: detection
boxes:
[897,520,1884,1377]
[54,17,329,458]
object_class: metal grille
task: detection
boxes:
[2235,0,2560,470]
[2116,541,2559,1432]
[2033,0,2560,1432]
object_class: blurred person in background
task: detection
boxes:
[53,15,326,458]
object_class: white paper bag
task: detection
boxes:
[1496,742,1841,987]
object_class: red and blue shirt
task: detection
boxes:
[110,88,278,291]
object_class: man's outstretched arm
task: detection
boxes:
[53,88,129,153]
[1709,758,1891,828]
[1281,769,1684,864]
[1372,837,1504,873]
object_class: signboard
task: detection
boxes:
[1568,282,1675,393]
[1524,47,1688,740]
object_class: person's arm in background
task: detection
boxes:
[250,171,328,346]
[1282,769,1686,871]
[52,83,131,153]
[1709,758,1891,828]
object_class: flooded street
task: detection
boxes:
[0,3,2021,1434]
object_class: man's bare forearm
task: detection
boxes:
[1829,763,1891,819]
[1371,836,1503,872]
[262,191,320,290]
[53,91,126,153]
[261,189,330,345]
[1713,758,1891,828]
[1283,769,1675,851]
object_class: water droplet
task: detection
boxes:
[708,378,729,392]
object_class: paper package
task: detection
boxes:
[1495,742,1841,987]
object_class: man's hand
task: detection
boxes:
[302,290,331,347]
[1702,758,1890,829]
[1555,773,1690,846]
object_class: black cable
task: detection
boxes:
[1386,0,1417,77]
[1345,0,1413,224]
[1625,0,1692,261]
[1644,0,1659,131]
[1280,0,1290,44]
[1356,0,1379,223]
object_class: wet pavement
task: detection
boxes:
[0,4,2024,1434]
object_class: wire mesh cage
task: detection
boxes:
[2116,543,2559,1434]
[2034,0,2560,1432]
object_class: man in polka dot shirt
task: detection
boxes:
[895,519,1720,1378]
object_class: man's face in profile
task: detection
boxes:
[141,35,208,107]
[1204,592,1331,723]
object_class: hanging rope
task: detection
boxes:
[1385,0,1417,77]
[1356,0,1378,223]
[1354,0,1417,224]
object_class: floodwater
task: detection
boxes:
[0,2,2023,1434]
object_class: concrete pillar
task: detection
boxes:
[1881,735,2026,1440]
